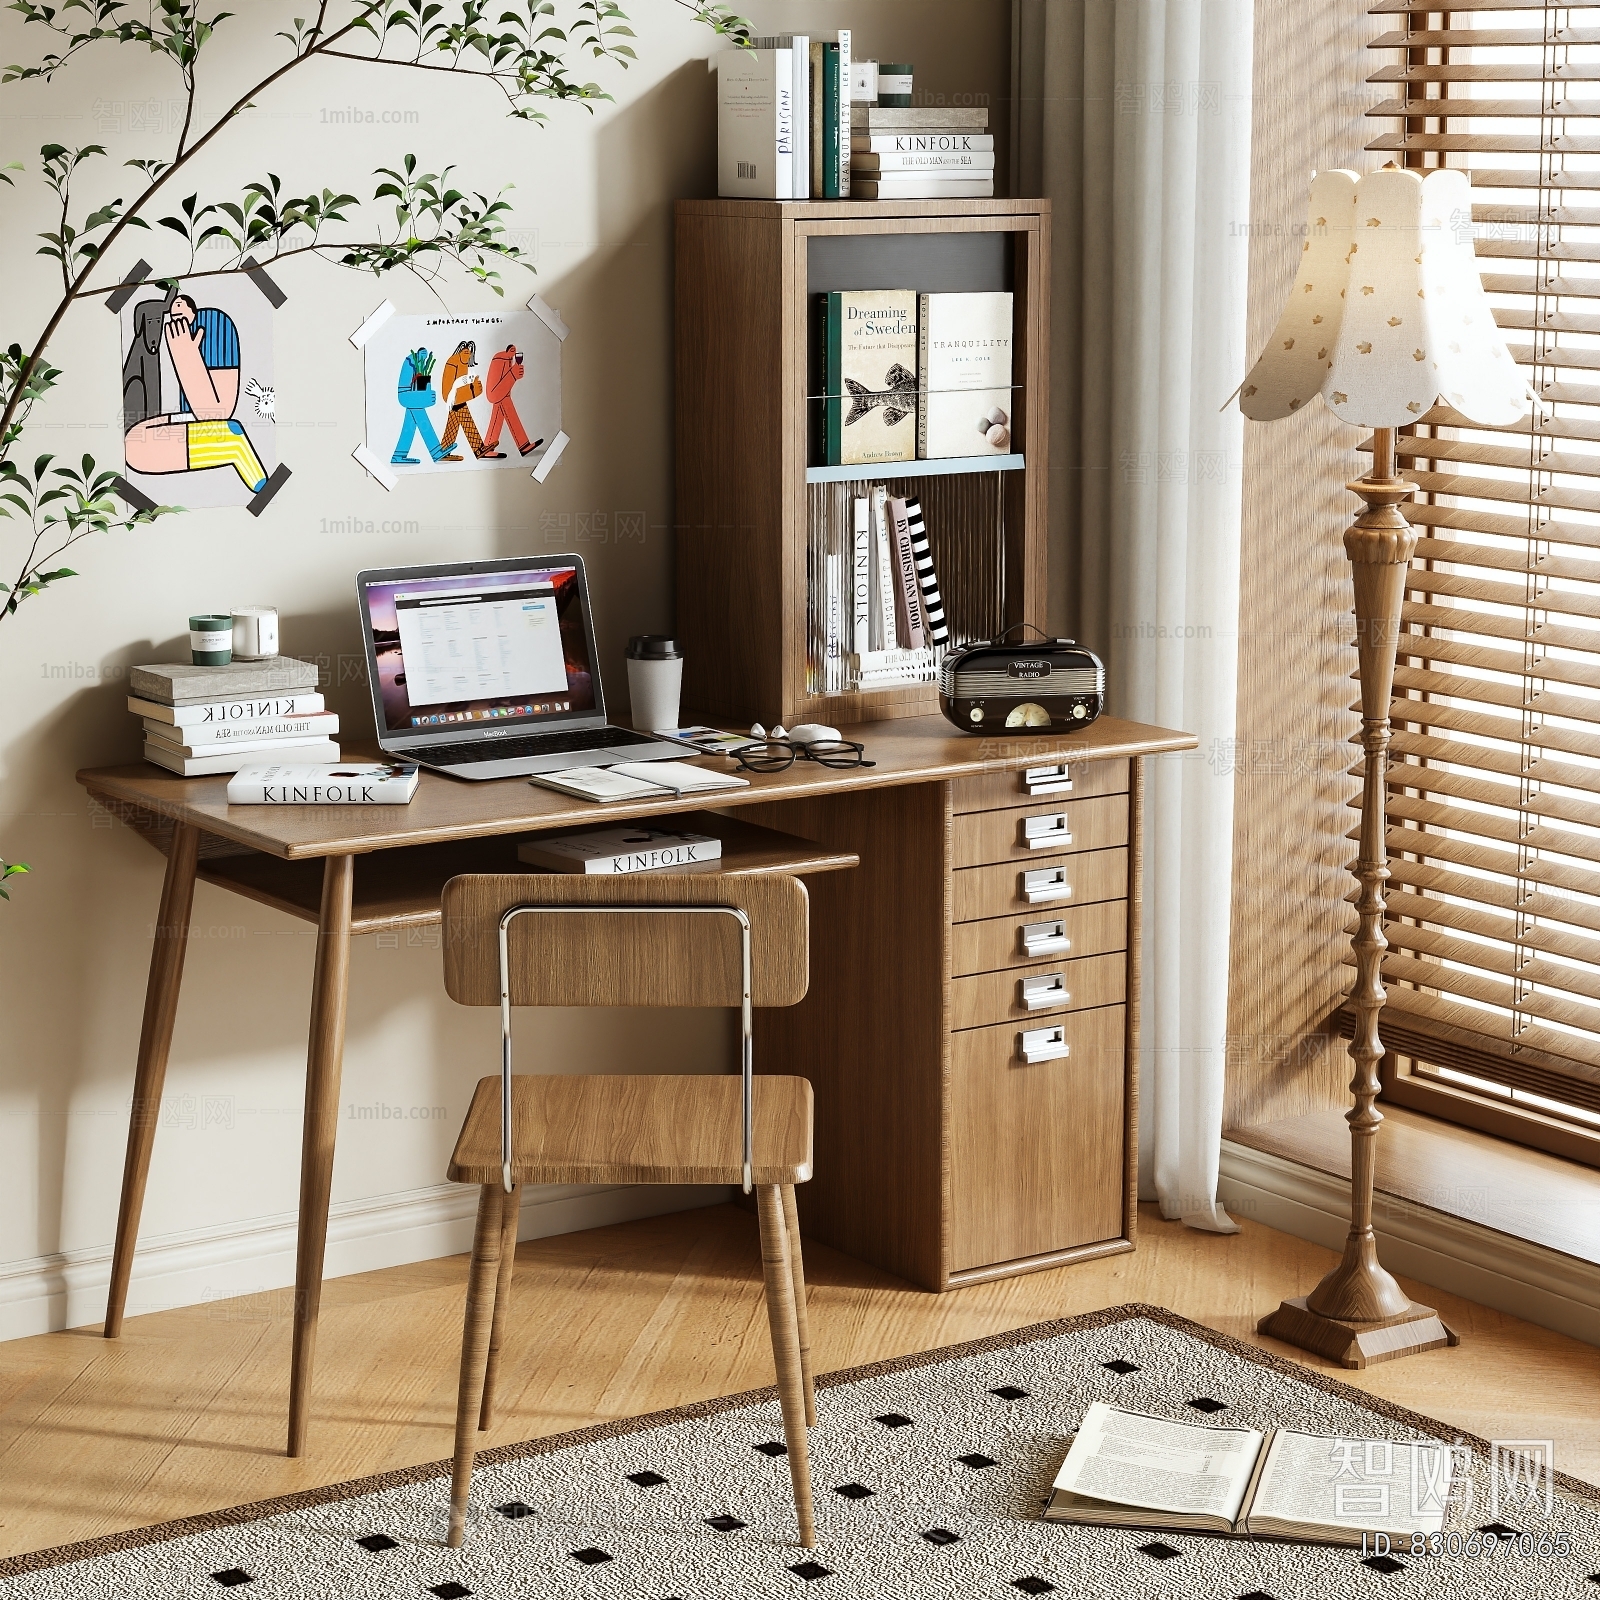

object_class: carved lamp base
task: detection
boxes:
[1258,1295,1459,1370]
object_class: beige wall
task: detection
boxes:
[0,1,1011,1335]
[1225,0,1375,1129]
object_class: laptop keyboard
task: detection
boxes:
[414,726,663,765]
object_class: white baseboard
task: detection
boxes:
[1219,1140,1600,1349]
[0,1181,729,1343]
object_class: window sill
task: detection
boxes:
[1225,1105,1600,1269]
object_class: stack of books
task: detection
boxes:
[130,657,340,776]
[850,106,994,200]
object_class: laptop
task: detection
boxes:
[355,555,690,780]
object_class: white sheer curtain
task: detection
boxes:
[1015,0,1251,1231]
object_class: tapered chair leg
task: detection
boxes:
[479,1181,521,1431]
[756,1184,816,1547]
[449,1185,507,1548]
[779,1185,816,1427]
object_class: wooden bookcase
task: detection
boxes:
[673,198,1051,728]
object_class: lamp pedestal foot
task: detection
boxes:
[1258,1296,1458,1370]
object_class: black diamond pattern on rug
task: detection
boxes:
[570,1548,612,1566]
[922,1528,960,1545]
[876,1412,913,1429]
[790,1561,833,1581]
[1139,1541,1181,1561]
[355,1534,398,1552]
[1102,1360,1140,1374]
[989,1385,1030,1400]
[1363,1555,1406,1574]
[1012,1579,1055,1595]
[957,1452,998,1469]
[705,1514,747,1532]
[833,1482,874,1499]
[753,1440,788,1456]
[1479,1522,1520,1537]
[429,1585,472,1600]
[627,1471,668,1488]
[494,1500,535,1520]
[1187,1397,1227,1413]
[210,1573,252,1589]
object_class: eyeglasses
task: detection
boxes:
[730,738,876,774]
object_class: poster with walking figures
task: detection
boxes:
[358,306,562,479]
[119,276,277,509]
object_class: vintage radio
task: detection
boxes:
[937,630,1106,734]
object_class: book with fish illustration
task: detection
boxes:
[820,290,918,466]
[917,291,1014,459]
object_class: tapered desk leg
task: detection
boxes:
[287,853,356,1457]
[105,822,201,1339]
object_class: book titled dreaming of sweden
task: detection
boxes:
[820,290,919,467]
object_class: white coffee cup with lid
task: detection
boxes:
[232,607,279,661]
[626,636,683,732]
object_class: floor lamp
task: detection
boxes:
[1237,163,1528,1368]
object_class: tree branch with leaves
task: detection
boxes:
[0,0,749,894]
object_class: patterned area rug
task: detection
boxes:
[3,1304,1598,1598]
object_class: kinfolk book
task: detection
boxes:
[147,739,340,777]
[129,691,326,725]
[226,763,419,803]
[918,291,1015,459]
[517,828,722,875]
[823,291,918,466]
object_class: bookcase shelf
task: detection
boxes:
[673,197,1050,728]
[804,453,1025,485]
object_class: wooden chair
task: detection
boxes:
[438,872,818,1549]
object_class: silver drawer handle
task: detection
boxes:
[1020,1024,1070,1063]
[1023,866,1072,904]
[1022,918,1071,956]
[1020,972,1068,1011]
[1023,810,1071,849]
[1024,762,1072,796]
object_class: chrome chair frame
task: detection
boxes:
[495,903,756,1194]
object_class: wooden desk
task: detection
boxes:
[78,714,1193,1454]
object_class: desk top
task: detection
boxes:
[78,714,1196,861]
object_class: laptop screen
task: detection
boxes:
[360,563,598,736]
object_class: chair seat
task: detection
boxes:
[447,1074,814,1186]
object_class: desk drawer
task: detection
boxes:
[950,951,1123,1031]
[952,757,1129,815]
[948,1004,1126,1272]
[952,900,1127,979]
[952,847,1127,924]
[952,793,1128,870]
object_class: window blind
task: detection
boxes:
[1356,1,1600,1115]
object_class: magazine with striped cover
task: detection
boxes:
[900,494,949,647]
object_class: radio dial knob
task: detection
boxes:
[969,707,984,722]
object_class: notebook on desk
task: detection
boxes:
[355,554,690,780]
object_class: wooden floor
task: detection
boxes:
[3,1202,1597,1560]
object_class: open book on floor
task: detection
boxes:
[1044,1402,1452,1547]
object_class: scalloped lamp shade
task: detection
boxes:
[1239,164,1526,429]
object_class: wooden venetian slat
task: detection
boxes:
[1381,853,1600,940]
[1387,727,1600,799]
[1381,790,1600,867]
[1382,820,1600,903]
[1393,468,1600,517]
[1372,29,1600,50]
[1370,0,1590,11]
[1370,132,1600,154]
[1402,564,1600,624]
[1479,273,1600,301]
[1383,695,1600,765]
[1372,63,1600,84]
[1401,599,1600,658]
[1402,502,1600,553]
[1474,169,1600,191]
[1360,983,1600,1101]
[1379,434,1600,483]
[1377,888,1600,974]
[1371,918,1600,1007]
[1364,948,1600,1037]
[1420,409,1600,454]
[1370,755,1600,836]
[1391,664,1600,729]
[1369,96,1600,119]
[1393,633,1600,696]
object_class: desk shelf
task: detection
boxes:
[804,453,1024,484]
[169,814,855,933]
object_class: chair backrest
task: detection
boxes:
[440,872,809,1009]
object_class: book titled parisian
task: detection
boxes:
[517,828,723,876]
[918,291,1015,459]
[822,290,918,466]
[226,763,420,804]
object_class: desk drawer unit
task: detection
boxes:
[952,846,1127,923]
[952,793,1129,869]
[951,899,1128,979]
[950,951,1124,1032]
